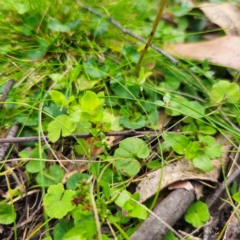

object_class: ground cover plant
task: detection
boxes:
[0,0,240,239]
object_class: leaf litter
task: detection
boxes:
[164,2,240,69]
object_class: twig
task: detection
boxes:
[79,4,178,66]
[0,79,16,110]
[0,124,20,160]
[131,188,195,240]
[0,130,163,143]
[206,163,240,210]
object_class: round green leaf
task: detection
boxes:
[0,204,16,224]
[115,137,150,159]
[192,151,213,172]
[44,183,76,219]
[48,115,77,142]
[185,201,210,228]
[36,164,64,187]
[66,173,90,190]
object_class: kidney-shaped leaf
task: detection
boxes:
[115,137,150,159]
[44,183,76,219]
[0,204,16,225]
[48,115,77,142]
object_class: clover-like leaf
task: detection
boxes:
[185,201,210,227]
[210,80,240,103]
[120,115,146,129]
[83,57,107,79]
[44,183,76,219]
[199,136,222,159]
[49,90,66,106]
[191,150,213,172]
[66,173,90,190]
[163,231,178,240]
[36,165,64,187]
[113,138,149,177]
[115,137,150,159]
[48,115,77,142]
[26,145,47,173]
[163,133,190,155]
[0,204,16,225]
[113,158,141,177]
[232,192,240,203]
[80,90,103,113]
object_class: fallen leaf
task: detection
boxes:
[136,158,221,203]
[223,209,240,240]
[199,3,240,36]
[168,180,194,191]
[164,36,240,69]
[136,135,231,203]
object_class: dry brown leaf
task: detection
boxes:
[199,3,240,36]
[164,36,240,69]
[223,210,240,240]
[136,135,231,203]
[136,158,221,203]
[168,180,194,191]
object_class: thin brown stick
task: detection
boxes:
[0,79,16,110]
[136,0,167,70]
[79,4,178,66]
[0,124,20,160]
[0,130,163,143]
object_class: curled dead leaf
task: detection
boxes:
[164,36,240,70]
[199,3,240,36]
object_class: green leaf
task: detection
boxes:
[83,57,107,79]
[232,192,240,203]
[113,158,141,177]
[54,219,73,240]
[66,173,90,190]
[120,115,146,129]
[44,183,76,219]
[199,136,222,159]
[44,103,66,118]
[115,190,131,208]
[137,67,152,85]
[163,133,190,155]
[36,165,64,187]
[147,160,161,169]
[49,90,66,106]
[126,201,147,220]
[48,19,80,33]
[122,45,139,63]
[115,191,147,220]
[14,2,29,14]
[115,137,150,159]
[167,97,204,119]
[26,146,47,173]
[163,231,178,240]
[48,115,77,142]
[80,91,103,113]
[184,201,210,227]
[74,139,88,155]
[62,222,97,240]
[42,237,52,240]
[159,73,181,91]
[0,204,16,224]
[198,125,217,135]
[154,100,165,107]
[27,47,47,59]
[191,150,213,172]
[210,80,240,103]
[185,141,199,160]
